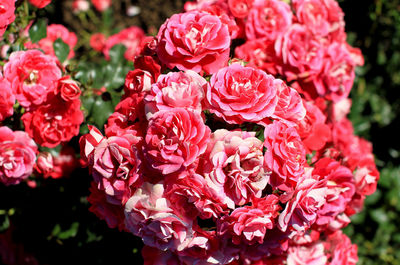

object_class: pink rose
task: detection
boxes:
[165,171,228,219]
[271,80,306,125]
[287,242,327,265]
[145,70,207,116]
[264,121,306,191]
[217,195,280,245]
[91,0,111,11]
[103,26,145,61]
[22,98,84,148]
[92,133,142,204]
[3,50,62,110]
[206,64,278,125]
[312,158,355,227]
[0,77,15,121]
[0,126,37,186]
[28,0,51,8]
[275,24,324,80]
[294,0,344,38]
[87,182,126,231]
[202,129,270,207]
[156,11,231,74]
[144,108,210,175]
[124,182,193,251]
[25,24,78,59]
[324,231,358,265]
[35,146,78,179]
[312,42,357,102]
[56,76,81,101]
[245,0,292,41]
[278,175,327,233]
[0,0,15,37]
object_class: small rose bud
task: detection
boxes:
[57,76,81,101]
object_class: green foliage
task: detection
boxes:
[340,0,400,264]
[28,19,47,43]
[53,38,70,63]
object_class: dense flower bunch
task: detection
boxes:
[0,48,83,185]
[80,0,379,263]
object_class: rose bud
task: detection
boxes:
[56,76,81,101]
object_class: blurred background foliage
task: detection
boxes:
[0,0,399,264]
[339,0,400,264]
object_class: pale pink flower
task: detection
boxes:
[203,129,269,207]
[124,182,193,251]
[287,242,327,265]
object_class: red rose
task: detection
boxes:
[22,98,84,148]
[56,76,81,101]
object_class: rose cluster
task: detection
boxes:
[0,48,83,186]
[80,0,379,263]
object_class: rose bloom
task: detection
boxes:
[3,50,62,110]
[90,131,142,204]
[296,101,331,152]
[28,0,51,8]
[87,181,126,231]
[25,24,78,59]
[55,76,81,101]
[0,126,37,186]
[245,0,292,41]
[206,64,278,125]
[264,121,306,191]
[278,175,327,233]
[35,146,79,179]
[0,77,15,121]
[0,0,15,37]
[312,158,355,227]
[22,98,84,148]
[312,42,358,102]
[156,11,231,74]
[293,0,345,38]
[324,230,358,265]
[72,0,89,13]
[144,108,210,175]
[165,171,228,220]
[228,0,253,18]
[235,39,280,76]
[90,33,106,52]
[124,182,193,251]
[124,69,153,98]
[91,0,111,11]
[287,242,327,265]
[275,24,324,80]
[103,26,145,61]
[145,70,207,116]
[271,80,306,125]
[217,195,280,245]
[202,129,270,207]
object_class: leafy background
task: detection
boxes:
[0,0,399,264]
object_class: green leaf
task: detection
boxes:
[91,96,114,129]
[58,222,79,240]
[29,19,47,43]
[108,44,127,64]
[53,38,70,63]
